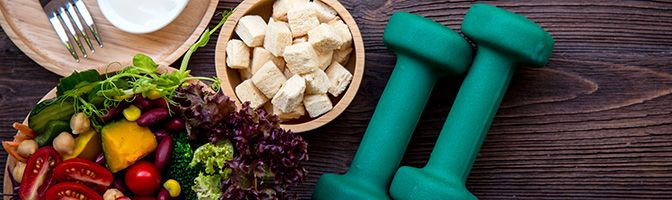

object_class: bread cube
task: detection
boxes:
[287,4,320,37]
[333,46,353,65]
[283,43,320,74]
[326,62,353,97]
[293,36,308,44]
[312,0,337,23]
[283,68,294,79]
[272,0,309,21]
[239,69,253,80]
[308,23,344,52]
[251,61,287,98]
[271,55,286,71]
[272,75,306,112]
[329,19,353,50]
[226,39,250,69]
[235,15,267,47]
[302,70,333,94]
[236,80,268,109]
[271,103,306,121]
[317,49,333,70]
[264,19,293,57]
[303,94,333,118]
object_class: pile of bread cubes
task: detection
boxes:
[227,0,354,121]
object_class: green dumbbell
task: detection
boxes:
[313,12,473,200]
[389,4,555,200]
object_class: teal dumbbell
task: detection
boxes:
[313,12,473,200]
[389,4,555,200]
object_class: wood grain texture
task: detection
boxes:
[1,0,672,199]
[0,0,218,76]
[214,0,365,133]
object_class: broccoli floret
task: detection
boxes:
[166,133,202,200]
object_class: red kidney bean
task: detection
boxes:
[134,94,152,110]
[151,98,168,108]
[100,103,129,123]
[112,178,129,194]
[137,108,169,127]
[95,153,105,166]
[166,118,185,132]
[157,188,171,200]
[154,136,173,171]
[154,129,169,141]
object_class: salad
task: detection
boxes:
[2,11,308,200]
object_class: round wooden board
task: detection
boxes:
[214,0,365,133]
[0,0,219,76]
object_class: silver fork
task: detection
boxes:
[40,0,103,62]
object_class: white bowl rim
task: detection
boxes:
[97,0,190,34]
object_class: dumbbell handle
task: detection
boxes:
[425,47,516,182]
[348,54,439,186]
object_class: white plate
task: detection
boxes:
[97,0,189,34]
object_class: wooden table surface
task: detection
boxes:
[2,0,672,199]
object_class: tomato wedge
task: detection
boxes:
[19,146,62,200]
[46,182,103,200]
[54,158,114,192]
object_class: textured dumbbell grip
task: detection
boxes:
[349,54,439,186]
[426,47,516,182]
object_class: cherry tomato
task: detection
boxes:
[125,161,162,196]
[46,182,103,200]
[19,146,62,200]
[54,158,114,192]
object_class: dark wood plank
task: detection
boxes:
[1,0,672,199]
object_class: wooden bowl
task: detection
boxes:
[215,0,365,133]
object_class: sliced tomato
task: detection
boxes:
[54,158,114,192]
[19,146,62,200]
[46,182,103,200]
[132,197,156,200]
[115,197,131,200]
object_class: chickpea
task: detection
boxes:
[53,132,75,156]
[70,112,91,135]
[16,140,38,158]
[103,188,125,200]
[12,162,26,183]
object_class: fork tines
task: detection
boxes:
[43,0,102,62]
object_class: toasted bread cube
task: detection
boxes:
[235,15,267,47]
[239,69,253,80]
[333,46,352,65]
[326,62,353,97]
[272,0,309,21]
[272,103,306,121]
[329,19,353,50]
[250,47,285,74]
[293,36,308,44]
[226,39,250,69]
[236,80,268,109]
[252,61,287,98]
[312,0,337,23]
[287,4,320,37]
[272,75,306,112]
[264,19,293,57]
[283,43,320,74]
[271,56,286,71]
[302,70,333,94]
[317,49,333,70]
[283,68,294,79]
[303,94,333,118]
[309,23,344,52]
